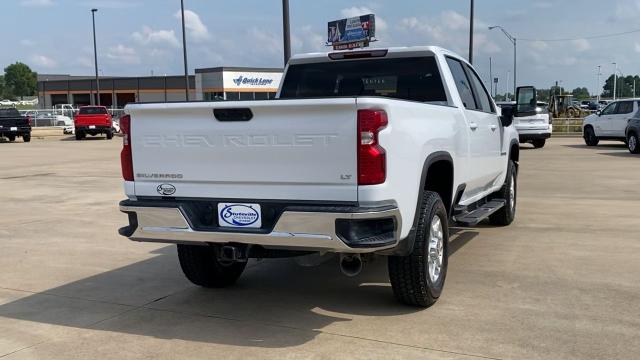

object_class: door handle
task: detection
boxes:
[490,124,498,131]
[469,122,478,130]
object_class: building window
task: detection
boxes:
[240,92,254,101]
[225,92,239,101]
[204,92,224,101]
[254,92,268,100]
[268,92,277,99]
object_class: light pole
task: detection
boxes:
[180,0,190,101]
[282,0,291,66]
[468,0,474,64]
[489,25,516,96]
[91,8,100,106]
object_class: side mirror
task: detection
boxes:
[515,86,537,117]
[500,106,514,127]
[596,110,601,116]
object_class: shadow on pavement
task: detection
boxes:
[564,143,627,149]
[0,227,479,348]
[59,136,110,141]
[597,151,637,158]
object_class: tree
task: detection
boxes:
[571,87,590,100]
[0,75,5,99]
[4,62,37,100]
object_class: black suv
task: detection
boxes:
[626,113,640,154]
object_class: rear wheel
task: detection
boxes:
[177,245,246,288]
[7,135,16,142]
[388,191,448,307]
[532,139,546,148]
[106,130,113,140]
[489,160,517,226]
[75,131,85,140]
[23,134,31,143]
[628,132,640,154]
[584,126,599,146]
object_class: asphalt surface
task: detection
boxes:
[0,135,638,359]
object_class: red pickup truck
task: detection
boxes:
[74,106,113,140]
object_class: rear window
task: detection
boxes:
[0,108,21,117]
[79,107,108,115]
[280,57,448,104]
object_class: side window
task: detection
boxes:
[465,65,494,113]
[601,102,617,115]
[616,101,633,114]
[446,57,477,110]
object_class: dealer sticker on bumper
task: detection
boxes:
[217,203,262,228]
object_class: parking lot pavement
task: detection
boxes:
[0,136,638,359]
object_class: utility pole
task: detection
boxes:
[282,0,291,66]
[180,0,190,101]
[489,56,492,96]
[91,8,100,106]
[612,62,617,101]
[596,65,601,103]
[489,25,516,96]
[468,0,474,64]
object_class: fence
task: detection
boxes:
[551,118,584,134]
[18,108,125,127]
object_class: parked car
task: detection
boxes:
[587,101,599,111]
[73,106,113,140]
[497,99,551,148]
[583,99,640,146]
[580,100,591,109]
[118,46,521,307]
[626,112,640,154]
[0,107,31,142]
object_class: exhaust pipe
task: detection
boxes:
[339,254,363,277]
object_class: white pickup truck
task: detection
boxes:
[119,46,522,307]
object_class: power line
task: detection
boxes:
[519,28,640,42]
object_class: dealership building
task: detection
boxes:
[37,67,283,108]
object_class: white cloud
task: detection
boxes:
[441,10,469,30]
[247,28,282,56]
[20,0,53,7]
[341,6,388,32]
[106,44,140,64]
[132,26,179,47]
[174,9,210,42]
[78,1,141,9]
[635,43,640,53]
[529,40,549,51]
[75,57,94,68]
[292,25,326,53]
[571,38,591,52]
[532,1,553,9]
[30,54,57,68]
[20,39,35,47]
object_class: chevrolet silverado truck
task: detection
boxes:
[74,106,113,140]
[0,108,31,142]
[118,46,522,307]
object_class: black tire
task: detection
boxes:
[106,130,113,140]
[628,132,640,154]
[7,135,16,142]
[75,132,83,140]
[489,160,517,226]
[532,139,546,148]
[177,244,246,288]
[23,134,31,143]
[584,126,599,146]
[388,191,449,307]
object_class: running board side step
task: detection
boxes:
[453,199,506,226]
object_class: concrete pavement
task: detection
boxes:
[0,136,639,359]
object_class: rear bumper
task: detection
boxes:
[518,129,551,141]
[75,125,111,132]
[119,199,402,253]
[0,127,31,136]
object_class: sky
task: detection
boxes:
[2,0,640,94]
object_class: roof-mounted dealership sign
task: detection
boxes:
[327,14,376,50]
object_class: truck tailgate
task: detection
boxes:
[127,99,358,202]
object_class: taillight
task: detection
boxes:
[120,115,134,181]
[26,116,32,126]
[357,109,388,185]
